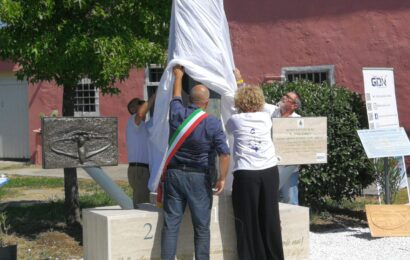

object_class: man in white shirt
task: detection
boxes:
[126,94,156,208]
[276,91,302,205]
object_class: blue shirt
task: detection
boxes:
[168,97,229,170]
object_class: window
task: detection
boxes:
[74,78,100,117]
[144,64,165,117]
[281,65,335,85]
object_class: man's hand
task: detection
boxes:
[172,65,184,97]
[173,65,184,79]
[214,154,230,195]
[213,178,225,195]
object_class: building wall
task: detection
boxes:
[25,69,145,164]
[224,0,410,131]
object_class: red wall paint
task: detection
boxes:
[28,81,63,162]
[99,69,145,163]
[224,0,410,131]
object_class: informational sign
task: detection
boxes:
[357,128,410,158]
[272,117,327,165]
[42,117,118,169]
[362,68,409,201]
[363,68,399,129]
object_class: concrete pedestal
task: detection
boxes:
[83,195,309,260]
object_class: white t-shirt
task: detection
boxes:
[263,103,281,118]
[226,112,278,171]
[126,115,149,164]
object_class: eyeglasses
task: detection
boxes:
[282,94,297,104]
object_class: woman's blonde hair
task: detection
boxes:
[234,85,265,113]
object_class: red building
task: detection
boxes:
[1,0,409,164]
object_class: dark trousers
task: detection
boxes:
[161,169,212,260]
[232,166,284,260]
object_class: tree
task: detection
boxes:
[0,0,171,225]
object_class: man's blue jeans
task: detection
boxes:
[161,169,212,260]
[279,167,299,205]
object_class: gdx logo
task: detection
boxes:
[371,76,387,87]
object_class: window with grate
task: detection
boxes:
[145,64,164,117]
[281,65,335,85]
[74,78,100,117]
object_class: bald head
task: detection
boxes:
[190,85,210,107]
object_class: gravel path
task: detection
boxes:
[310,227,410,260]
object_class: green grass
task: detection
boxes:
[4,176,64,188]
[393,188,409,204]
[0,175,132,236]
[0,175,131,199]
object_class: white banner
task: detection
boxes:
[362,68,409,202]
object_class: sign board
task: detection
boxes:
[366,205,410,237]
[357,128,410,158]
[42,117,118,169]
[362,68,399,129]
[363,67,409,201]
[272,117,327,165]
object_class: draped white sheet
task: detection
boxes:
[147,0,237,192]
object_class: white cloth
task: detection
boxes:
[226,112,278,172]
[147,0,237,192]
[126,115,149,164]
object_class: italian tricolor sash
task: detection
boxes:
[156,108,208,206]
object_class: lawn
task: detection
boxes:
[0,175,131,259]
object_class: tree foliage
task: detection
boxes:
[0,0,171,225]
[263,80,376,208]
[0,0,171,94]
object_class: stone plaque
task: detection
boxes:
[41,117,118,169]
[366,205,410,237]
[272,117,327,165]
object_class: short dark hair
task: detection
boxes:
[127,98,145,114]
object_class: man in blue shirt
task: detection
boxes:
[161,65,230,260]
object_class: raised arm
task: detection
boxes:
[173,65,184,97]
[234,68,245,88]
[135,92,157,125]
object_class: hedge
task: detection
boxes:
[263,80,375,208]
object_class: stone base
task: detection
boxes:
[83,195,309,260]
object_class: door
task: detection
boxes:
[0,77,29,159]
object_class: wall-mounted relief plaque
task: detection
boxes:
[41,117,118,169]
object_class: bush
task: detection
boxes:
[263,80,375,208]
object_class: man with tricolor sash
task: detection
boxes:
[160,65,230,260]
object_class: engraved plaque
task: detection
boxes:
[272,117,327,165]
[366,205,410,237]
[41,117,118,169]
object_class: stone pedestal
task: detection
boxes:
[83,195,309,260]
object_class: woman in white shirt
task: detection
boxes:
[226,85,284,260]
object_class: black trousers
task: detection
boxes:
[232,166,284,260]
